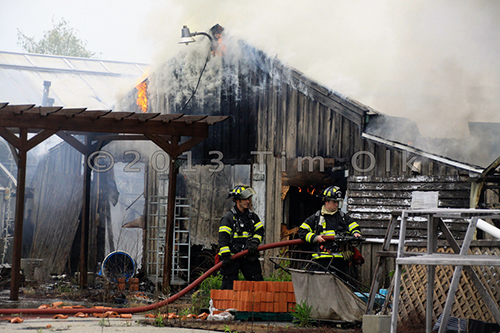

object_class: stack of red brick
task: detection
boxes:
[117,277,139,291]
[211,281,296,313]
[128,278,139,291]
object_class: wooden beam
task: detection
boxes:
[0,104,34,115]
[176,136,207,156]
[92,134,153,141]
[26,129,58,151]
[144,134,176,157]
[0,104,229,298]
[0,111,211,137]
[0,128,21,150]
[366,213,399,314]
[57,132,91,155]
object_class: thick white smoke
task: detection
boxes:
[141,0,500,138]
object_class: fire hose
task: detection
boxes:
[0,237,346,315]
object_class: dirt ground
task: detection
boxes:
[0,316,363,333]
[0,277,367,333]
[163,320,362,333]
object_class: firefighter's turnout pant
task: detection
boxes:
[220,256,263,290]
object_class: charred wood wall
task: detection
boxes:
[145,48,368,256]
[146,47,368,166]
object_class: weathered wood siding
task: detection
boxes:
[181,165,250,247]
[27,142,118,275]
[135,38,482,285]
[28,143,83,274]
[347,175,471,287]
[347,175,471,239]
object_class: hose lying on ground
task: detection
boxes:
[0,238,308,315]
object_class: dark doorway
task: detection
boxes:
[281,182,347,268]
[285,186,323,228]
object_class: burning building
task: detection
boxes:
[1,23,499,328]
[1,25,499,306]
[116,24,500,289]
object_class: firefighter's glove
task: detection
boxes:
[343,250,354,261]
[247,239,260,256]
[221,255,232,269]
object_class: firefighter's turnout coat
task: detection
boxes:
[218,206,264,258]
[298,208,361,259]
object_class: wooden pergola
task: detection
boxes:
[0,103,228,300]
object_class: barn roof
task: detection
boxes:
[365,114,500,168]
[362,132,484,174]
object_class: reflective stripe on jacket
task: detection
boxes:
[298,209,361,260]
[218,206,264,256]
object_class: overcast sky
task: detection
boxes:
[1,0,499,138]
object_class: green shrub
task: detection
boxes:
[192,272,222,313]
[200,272,222,291]
[154,316,165,327]
[264,270,292,282]
[290,300,316,327]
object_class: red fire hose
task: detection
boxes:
[0,238,314,315]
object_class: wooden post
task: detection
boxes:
[79,136,92,288]
[9,129,27,301]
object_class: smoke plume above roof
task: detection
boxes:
[145,0,500,139]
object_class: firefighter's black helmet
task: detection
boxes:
[228,185,256,200]
[317,186,343,201]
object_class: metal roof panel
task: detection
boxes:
[0,51,147,109]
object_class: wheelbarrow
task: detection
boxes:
[269,237,384,323]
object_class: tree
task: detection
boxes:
[17,18,97,58]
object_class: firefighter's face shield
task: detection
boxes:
[325,198,343,209]
[238,187,256,200]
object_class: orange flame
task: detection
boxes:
[212,33,226,56]
[136,80,148,113]
[297,186,318,195]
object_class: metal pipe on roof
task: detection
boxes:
[42,81,54,107]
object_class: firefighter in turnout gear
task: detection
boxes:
[218,185,265,290]
[298,186,361,278]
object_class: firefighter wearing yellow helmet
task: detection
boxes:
[218,185,264,289]
[298,186,361,277]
